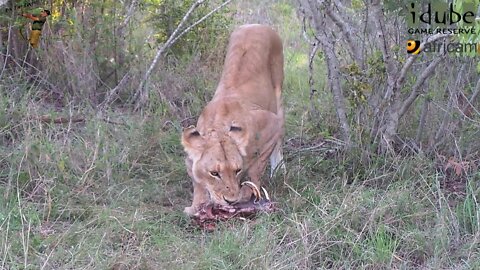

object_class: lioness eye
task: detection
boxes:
[210,171,220,178]
[235,169,242,175]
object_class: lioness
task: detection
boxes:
[181,24,284,216]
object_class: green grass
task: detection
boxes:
[1,0,480,269]
[1,119,480,268]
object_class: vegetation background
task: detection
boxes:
[0,0,479,269]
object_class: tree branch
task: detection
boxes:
[457,76,480,119]
[324,2,363,66]
[132,0,234,110]
[469,77,480,106]
[370,0,397,102]
[395,33,451,88]
[304,0,351,145]
[398,56,445,118]
[100,70,131,109]
[122,0,138,28]
[132,0,206,109]
[170,0,234,47]
[415,96,430,143]
[308,41,319,100]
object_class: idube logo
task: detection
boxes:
[407,2,477,34]
[406,2,480,56]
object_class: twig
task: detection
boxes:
[395,33,451,89]
[283,181,328,215]
[324,2,362,65]
[0,24,13,79]
[432,95,454,149]
[29,115,128,127]
[415,96,430,143]
[467,77,480,113]
[398,55,445,118]
[180,116,197,126]
[169,0,235,47]
[99,70,131,109]
[122,0,138,27]
[304,0,351,145]
[100,118,128,127]
[132,0,206,108]
[308,41,319,100]
[33,115,85,124]
[133,0,235,110]
[371,0,397,102]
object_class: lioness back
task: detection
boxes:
[214,24,283,114]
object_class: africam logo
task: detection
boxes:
[407,40,421,54]
[407,39,480,55]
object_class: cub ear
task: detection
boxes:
[181,125,204,159]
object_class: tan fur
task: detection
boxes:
[181,24,284,216]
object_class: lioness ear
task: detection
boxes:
[181,125,204,159]
[229,124,248,157]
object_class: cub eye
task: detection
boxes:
[209,171,220,178]
[235,169,242,175]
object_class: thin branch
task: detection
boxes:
[122,0,138,27]
[151,0,206,68]
[361,1,369,69]
[433,91,455,149]
[324,3,362,66]
[132,0,206,108]
[395,33,451,88]
[308,41,319,100]
[305,0,351,145]
[33,115,85,124]
[31,115,128,127]
[0,23,13,79]
[133,0,234,110]
[370,0,397,101]
[456,77,480,121]
[415,97,430,143]
[99,70,131,109]
[469,77,480,106]
[300,15,314,44]
[398,56,445,118]
[170,0,235,47]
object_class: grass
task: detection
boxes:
[1,118,479,269]
[1,0,480,269]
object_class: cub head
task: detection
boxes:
[181,124,248,205]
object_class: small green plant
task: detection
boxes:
[366,224,398,265]
[457,181,480,234]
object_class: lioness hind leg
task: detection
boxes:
[270,140,286,177]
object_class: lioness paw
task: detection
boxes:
[238,185,255,203]
[184,206,197,216]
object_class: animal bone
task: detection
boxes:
[191,186,277,231]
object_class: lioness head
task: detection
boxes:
[182,124,248,205]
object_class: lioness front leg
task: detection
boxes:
[239,153,271,202]
[239,176,258,202]
[184,180,209,216]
